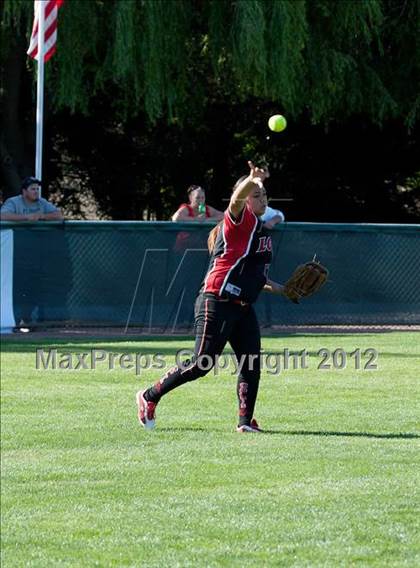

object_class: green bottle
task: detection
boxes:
[198,203,206,215]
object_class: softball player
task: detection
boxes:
[137,161,285,433]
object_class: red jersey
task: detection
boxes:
[173,203,212,253]
[203,204,272,304]
[177,203,211,218]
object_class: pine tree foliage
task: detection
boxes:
[1,0,419,126]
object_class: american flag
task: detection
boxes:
[27,0,65,62]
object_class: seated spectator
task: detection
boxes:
[0,177,63,221]
[260,205,285,229]
[172,185,223,222]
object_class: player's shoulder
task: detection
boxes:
[224,203,257,227]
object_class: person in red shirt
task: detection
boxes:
[172,185,223,222]
[137,162,285,433]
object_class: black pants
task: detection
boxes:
[145,292,261,426]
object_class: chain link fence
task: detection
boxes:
[3,221,419,330]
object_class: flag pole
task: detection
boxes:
[35,0,46,196]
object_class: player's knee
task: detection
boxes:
[195,354,216,377]
[181,355,215,381]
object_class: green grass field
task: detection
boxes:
[1,332,419,567]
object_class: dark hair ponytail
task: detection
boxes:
[208,221,223,253]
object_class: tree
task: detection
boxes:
[1,0,419,220]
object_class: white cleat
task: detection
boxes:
[237,419,263,433]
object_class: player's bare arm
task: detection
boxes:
[229,161,267,219]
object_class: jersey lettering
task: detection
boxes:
[203,206,273,303]
[256,236,272,253]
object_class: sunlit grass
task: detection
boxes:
[1,332,419,566]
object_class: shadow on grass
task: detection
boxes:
[0,340,194,355]
[151,427,419,439]
[158,427,211,433]
[263,430,420,439]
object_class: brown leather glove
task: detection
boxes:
[282,260,329,304]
